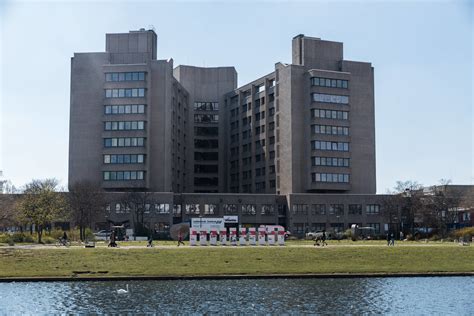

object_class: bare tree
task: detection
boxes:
[68,181,105,241]
[122,191,152,237]
[390,180,424,236]
[17,179,66,243]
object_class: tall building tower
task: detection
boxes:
[69,29,188,192]
[224,35,376,194]
[69,30,375,195]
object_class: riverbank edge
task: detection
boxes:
[1,272,473,282]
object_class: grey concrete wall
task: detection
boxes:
[106,29,157,64]
[174,66,237,193]
[69,52,110,189]
[341,61,376,194]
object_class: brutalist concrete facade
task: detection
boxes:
[224,35,375,195]
[70,30,375,196]
[68,29,380,234]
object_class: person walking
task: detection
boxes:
[177,231,185,247]
[390,233,395,246]
[147,235,153,247]
[387,232,391,246]
[108,230,117,247]
[400,231,404,241]
[321,230,327,246]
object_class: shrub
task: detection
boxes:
[42,236,56,244]
[11,232,35,243]
[450,227,474,239]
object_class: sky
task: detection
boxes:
[0,0,472,193]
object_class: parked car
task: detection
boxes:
[93,230,111,240]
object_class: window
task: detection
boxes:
[311,109,348,120]
[194,139,218,149]
[312,157,350,167]
[104,137,145,147]
[103,171,145,181]
[105,72,146,82]
[311,77,348,89]
[241,204,256,215]
[204,204,217,215]
[104,121,146,131]
[223,204,238,214]
[292,204,309,215]
[367,223,380,234]
[194,127,218,136]
[104,154,145,164]
[312,125,349,136]
[105,104,146,115]
[193,101,218,111]
[194,114,219,123]
[256,84,265,93]
[366,204,380,215]
[312,93,349,104]
[329,204,344,216]
[348,204,362,215]
[312,204,326,215]
[294,223,305,234]
[261,204,275,215]
[311,141,349,152]
[185,204,200,215]
[104,88,146,98]
[312,173,350,183]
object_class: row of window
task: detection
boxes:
[312,93,349,104]
[313,124,349,136]
[104,154,145,164]
[311,77,348,89]
[312,173,350,183]
[104,137,145,147]
[291,204,380,216]
[194,139,218,149]
[312,157,350,167]
[194,102,219,111]
[311,109,349,120]
[105,104,145,115]
[103,171,145,181]
[105,88,146,98]
[104,121,145,131]
[194,114,218,123]
[311,141,349,152]
[194,127,218,137]
[105,72,146,82]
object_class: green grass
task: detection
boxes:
[0,243,472,278]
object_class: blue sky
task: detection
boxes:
[0,0,472,193]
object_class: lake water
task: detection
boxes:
[0,277,473,314]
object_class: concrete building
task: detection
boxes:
[69,30,375,196]
[67,29,379,236]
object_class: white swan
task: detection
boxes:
[117,284,129,294]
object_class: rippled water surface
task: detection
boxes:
[0,277,473,314]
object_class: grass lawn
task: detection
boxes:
[0,242,473,278]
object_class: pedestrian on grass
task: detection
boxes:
[177,231,185,247]
[387,232,390,246]
[322,230,327,246]
[390,233,395,246]
[147,235,153,247]
[62,231,68,242]
[108,230,117,247]
[400,231,404,241]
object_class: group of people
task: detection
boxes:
[313,230,328,247]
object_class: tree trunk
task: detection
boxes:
[37,225,43,243]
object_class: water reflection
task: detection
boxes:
[0,277,472,314]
